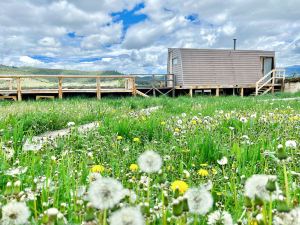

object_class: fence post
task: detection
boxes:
[271,70,275,94]
[17,77,22,101]
[58,77,63,99]
[96,77,101,99]
[216,88,220,97]
[132,77,137,96]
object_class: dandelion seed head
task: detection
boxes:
[184,187,213,215]
[109,207,145,225]
[88,177,124,209]
[1,201,30,225]
[208,210,233,225]
[138,150,162,173]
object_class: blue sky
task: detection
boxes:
[0,0,299,73]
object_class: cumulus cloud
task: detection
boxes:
[0,0,300,73]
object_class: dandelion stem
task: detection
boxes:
[268,195,273,225]
[103,209,107,225]
[283,162,290,206]
[193,214,197,225]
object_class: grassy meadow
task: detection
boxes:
[0,94,300,224]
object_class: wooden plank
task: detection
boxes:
[96,77,101,99]
[0,96,17,101]
[189,88,193,97]
[240,88,244,97]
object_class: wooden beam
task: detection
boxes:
[96,77,101,100]
[17,77,22,101]
[216,88,220,96]
[58,77,63,99]
[189,88,193,97]
[240,88,244,97]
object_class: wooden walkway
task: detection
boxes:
[0,74,176,100]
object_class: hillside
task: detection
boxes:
[0,65,122,75]
[285,65,300,77]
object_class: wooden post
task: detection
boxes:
[58,77,63,99]
[271,71,275,94]
[152,74,156,97]
[172,74,175,98]
[9,79,13,90]
[216,88,220,97]
[96,77,101,99]
[240,88,244,97]
[132,78,137,96]
[17,77,22,101]
[189,88,193,97]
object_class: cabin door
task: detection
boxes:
[263,57,273,75]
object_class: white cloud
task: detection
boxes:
[38,37,60,47]
[19,56,43,66]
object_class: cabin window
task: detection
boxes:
[172,58,178,65]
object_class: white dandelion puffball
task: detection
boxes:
[138,150,162,173]
[1,201,31,225]
[208,210,233,225]
[109,207,145,225]
[244,174,278,201]
[273,207,300,225]
[217,156,228,166]
[184,187,213,215]
[67,121,75,127]
[285,140,297,149]
[88,177,124,209]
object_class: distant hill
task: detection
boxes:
[0,65,122,76]
[285,65,300,77]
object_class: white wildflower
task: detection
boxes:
[109,207,145,225]
[285,140,297,149]
[217,156,228,166]
[88,172,102,183]
[240,117,248,123]
[1,201,30,225]
[244,174,279,201]
[23,140,43,152]
[184,187,213,215]
[208,210,233,225]
[138,150,162,173]
[273,207,300,225]
[67,122,75,127]
[45,208,59,217]
[5,167,28,176]
[88,177,124,209]
[277,144,283,149]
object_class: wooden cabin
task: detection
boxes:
[167,48,283,96]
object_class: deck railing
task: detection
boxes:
[0,75,137,100]
[255,69,285,95]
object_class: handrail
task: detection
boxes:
[255,68,285,96]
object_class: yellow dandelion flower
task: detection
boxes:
[133,137,141,143]
[129,164,139,172]
[198,169,209,177]
[117,135,123,140]
[91,165,105,173]
[191,120,197,125]
[171,180,189,194]
[174,128,180,132]
[160,121,166,125]
[216,192,222,196]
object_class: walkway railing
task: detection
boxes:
[0,75,137,101]
[255,69,285,96]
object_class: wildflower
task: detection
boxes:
[240,117,248,123]
[67,122,75,127]
[184,187,213,215]
[244,174,279,201]
[117,136,123,141]
[191,120,197,125]
[160,121,166,125]
[285,140,297,149]
[1,201,31,225]
[88,177,124,209]
[208,210,233,225]
[174,128,180,132]
[171,180,189,194]
[46,208,59,217]
[88,172,102,183]
[212,168,218,175]
[91,165,105,173]
[138,150,162,173]
[198,169,209,177]
[109,207,145,225]
[133,137,141,143]
[183,170,190,178]
[273,207,300,225]
[22,140,42,152]
[129,164,139,172]
[5,167,28,176]
[217,157,228,166]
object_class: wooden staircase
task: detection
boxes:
[253,69,285,96]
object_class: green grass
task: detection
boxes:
[0,94,300,224]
